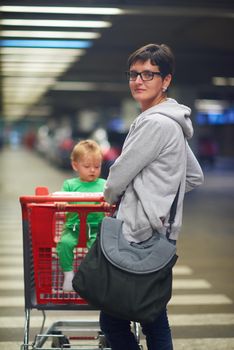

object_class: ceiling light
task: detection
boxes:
[1,55,78,63]
[3,62,72,69]
[53,81,128,92]
[212,76,234,86]
[4,89,48,101]
[212,77,228,86]
[0,19,112,28]
[3,68,68,75]
[1,47,85,56]
[4,77,56,86]
[0,39,92,49]
[0,5,231,19]
[195,99,229,112]
[0,6,124,15]
[1,30,101,40]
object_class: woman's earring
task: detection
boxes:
[162,86,168,92]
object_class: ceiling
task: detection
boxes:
[1,0,234,122]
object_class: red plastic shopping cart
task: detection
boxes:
[20,187,111,349]
[19,187,143,349]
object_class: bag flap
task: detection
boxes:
[100,217,176,274]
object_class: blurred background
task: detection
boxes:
[0,0,234,175]
[0,2,234,349]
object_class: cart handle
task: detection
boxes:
[27,202,113,212]
[20,192,106,205]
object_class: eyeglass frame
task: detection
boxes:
[126,70,162,81]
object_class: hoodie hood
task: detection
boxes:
[144,98,193,139]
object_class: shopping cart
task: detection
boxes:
[19,187,143,350]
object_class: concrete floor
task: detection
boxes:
[0,146,233,350]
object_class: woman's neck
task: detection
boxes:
[141,95,167,112]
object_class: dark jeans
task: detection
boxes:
[100,308,173,350]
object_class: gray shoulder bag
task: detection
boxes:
[73,188,180,323]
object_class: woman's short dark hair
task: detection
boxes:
[127,43,175,78]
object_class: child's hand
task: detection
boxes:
[100,201,111,209]
[55,202,67,210]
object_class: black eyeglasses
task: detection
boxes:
[126,70,162,81]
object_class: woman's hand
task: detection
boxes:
[100,201,116,216]
[100,201,111,209]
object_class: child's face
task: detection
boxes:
[72,153,102,182]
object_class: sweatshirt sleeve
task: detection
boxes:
[185,142,204,192]
[61,179,70,191]
[104,117,163,204]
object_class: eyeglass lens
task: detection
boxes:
[127,71,161,81]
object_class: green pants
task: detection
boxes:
[56,224,97,272]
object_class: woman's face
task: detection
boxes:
[129,59,171,111]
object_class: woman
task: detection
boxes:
[100,43,204,350]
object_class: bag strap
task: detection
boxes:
[166,185,180,239]
[111,185,180,239]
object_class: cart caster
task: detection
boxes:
[98,331,110,349]
[51,331,70,348]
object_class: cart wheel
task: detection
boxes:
[51,330,70,348]
[98,331,110,349]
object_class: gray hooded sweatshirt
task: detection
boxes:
[104,98,204,242]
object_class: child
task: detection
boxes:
[56,139,106,292]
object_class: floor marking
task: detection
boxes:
[0,315,100,327]
[0,256,23,264]
[0,342,23,350]
[0,223,21,227]
[0,294,232,308]
[1,313,234,328]
[0,280,24,290]
[173,279,211,289]
[0,338,234,350]
[173,338,234,350]
[0,297,24,307]
[0,278,211,291]
[173,266,193,275]
[169,313,234,326]
[0,246,23,257]
[170,294,233,305]
[0,267,23,276]
[0,241,22,246]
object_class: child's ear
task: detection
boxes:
[71,161,79,172]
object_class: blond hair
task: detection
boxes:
[71,139,103,162]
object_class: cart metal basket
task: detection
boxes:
[19,187,142,349]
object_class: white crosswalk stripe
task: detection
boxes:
[0,313,234,328]
[0,339,234,350]
[170,294,232,305]
[173,338,234,350]
[0,267,23,276]
[1,339,234,350]
[0,264,193,274]
[0,256,23,264]
[0,278,212,290]
[173,279,211,289]
[170,314,234,326]
[0,293,232,307]
[0,241,22,247]
[0,280,24,290]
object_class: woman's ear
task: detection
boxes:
[163,74,172,90]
